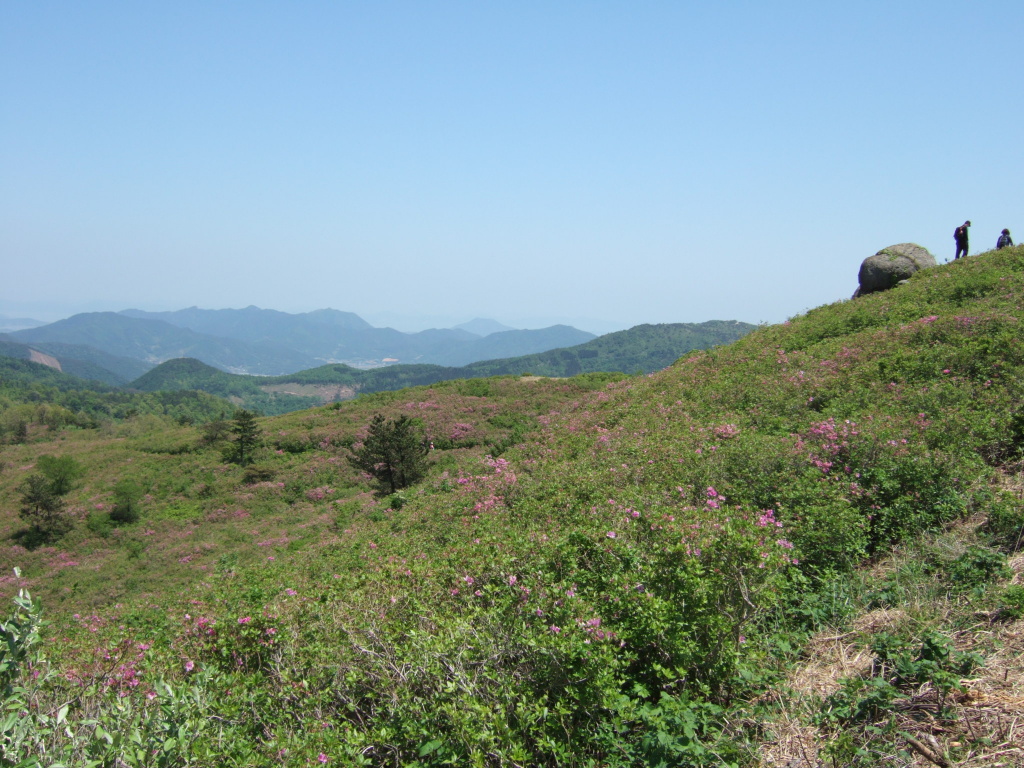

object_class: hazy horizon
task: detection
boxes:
[0,301,667,337]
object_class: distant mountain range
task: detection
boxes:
[1,305,756,416]
[451,318,516,336]
[9,307,596,375]
[10,312,314,376]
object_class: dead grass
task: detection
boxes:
[755,502,1024,768]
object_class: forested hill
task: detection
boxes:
[0,335,153,384]
[459,320,755,376]
[0,356,232,432]
[130,321,756,413]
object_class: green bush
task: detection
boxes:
[999,585,1024,621]
[35,454,84,496]
[86,509,115,537]
[241,464,276,484]
[110,479,145,524]
[984,494,1024,552]
[945,546,1011,591]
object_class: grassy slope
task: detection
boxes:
[2,249,1024,765]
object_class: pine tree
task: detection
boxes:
[110,479,144,524]
[348,414,429,494]
[19,474,71,541]
[228,409,262,466]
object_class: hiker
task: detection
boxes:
[997,228,1014,249]
[954,220,971,259]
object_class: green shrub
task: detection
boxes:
[242,464,276,484]
[35,453,84,495]
[984,494,1024,552]
[86,510,115,537]
[110,479,145,524]
[946,546,1011,591]
[998,585,1024,621]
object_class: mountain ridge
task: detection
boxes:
[13,309,598,374]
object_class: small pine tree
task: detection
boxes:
[19,474,71,540]
[110,479,144,524]
[228,409,262,466]
[348,414,429,494]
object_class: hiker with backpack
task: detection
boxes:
[954,220,971,259]
[997,229,1014,249]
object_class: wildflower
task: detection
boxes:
[549,625,561,634]
[318,754,329,764]
[185,660,195,672]
[238,616,252,625]
[285,588,297,596]
[606,531,617,539]
[508,575,517,586]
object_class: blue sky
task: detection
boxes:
[2,1,1021,333]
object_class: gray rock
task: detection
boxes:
[854,243,936,297]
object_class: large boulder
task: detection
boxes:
[854,243,936,297]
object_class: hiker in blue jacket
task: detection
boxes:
[997,229,1014,249]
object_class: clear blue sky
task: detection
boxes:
[3,1,1021,333]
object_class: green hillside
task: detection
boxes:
[18,340,155,383]
[3,249,1024,765]
[0,357,234,436]
[460,320,755,376]
[0,337,154,386]
[131,357,322,415]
